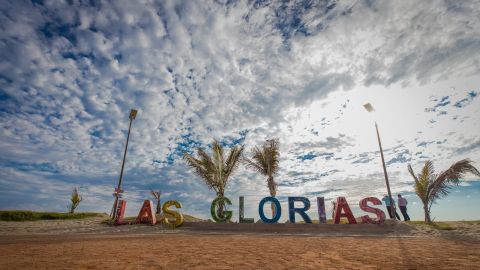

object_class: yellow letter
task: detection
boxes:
[162,200,184,228]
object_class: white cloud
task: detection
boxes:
[0,0,479,221]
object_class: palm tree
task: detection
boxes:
[183,140,244,218]
[407,159,479,223]
[69,187,83,214]
[244,139,280,217]
[150,189,161,214]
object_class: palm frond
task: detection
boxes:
[183,141,244,198]
[183,151,217,192]
[265,139,280,174]
[436,159,480,185]
[410,161,434,204]
[251,146,268,175]
[243,156,265,175]
[223,145,244,189]
[196,148,218,187]
[245,138,280,196]
[430,159,480,202]
[407,164,419,183]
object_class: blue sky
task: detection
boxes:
[1,0,480,221]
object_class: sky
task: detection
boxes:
[1,0,479,222]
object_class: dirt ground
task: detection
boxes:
[1,234,479,269]
[0,218,479,269]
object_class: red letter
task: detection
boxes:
[333,197,357,224]
[359,197,386,224]
[114,200,128,225]
[135,200,157,225]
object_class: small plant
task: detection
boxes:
[407,159,479,223]
[150,189,161,214]
[69,187,83,214]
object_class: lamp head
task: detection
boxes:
[363,103,375,113]
[129,109,138,120]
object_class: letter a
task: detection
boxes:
[333,197,357,224]
[135,200,157,225]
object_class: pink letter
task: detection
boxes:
[135,200,157,225]
[333,197,357,224]
[114,200,128,225]
[359,197,386,224]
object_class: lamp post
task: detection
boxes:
[363,103,396,220]
[111,109,138,219]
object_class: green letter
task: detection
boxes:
[211,196,232,223]
[239,196,254,223]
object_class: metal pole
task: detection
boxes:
[375,122,396,220]
[111,112,135,219]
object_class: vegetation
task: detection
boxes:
[150,189,161,214]
[69,187,83,214]
[0,210,104,221]
[407,221,455,230]
[460,220,480,225]
[408,159,480,223]
[183,140,244,218]
[244,138,280,216]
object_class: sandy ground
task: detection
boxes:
[1,218,479,269]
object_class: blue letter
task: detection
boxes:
[258,196,281,223]
[288,197,312,223]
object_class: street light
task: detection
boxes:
[111,109,138,219]
[363,103,396,220]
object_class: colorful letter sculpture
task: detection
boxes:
[239,196,254,223]
[114,200,128,225]
[162,200,184,228]
[333,196,357,224]
[317,197,327,224]
[211,196,233,223]
[359,197,386,224]
[288,197,312,223]
[135,200,156,225]
[258,196,282,223]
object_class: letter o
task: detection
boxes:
[258,196,281,223]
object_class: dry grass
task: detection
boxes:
[407,221,455,230]
[0,210,106,221]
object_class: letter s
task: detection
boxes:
[162,200,184,228]
[359,197,386,224]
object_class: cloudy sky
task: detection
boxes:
[1,0,479,221]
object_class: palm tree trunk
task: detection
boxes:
[271,201,276,218]
[423,203,431,223]
[268,176,277,218]
[217,201,225,218]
